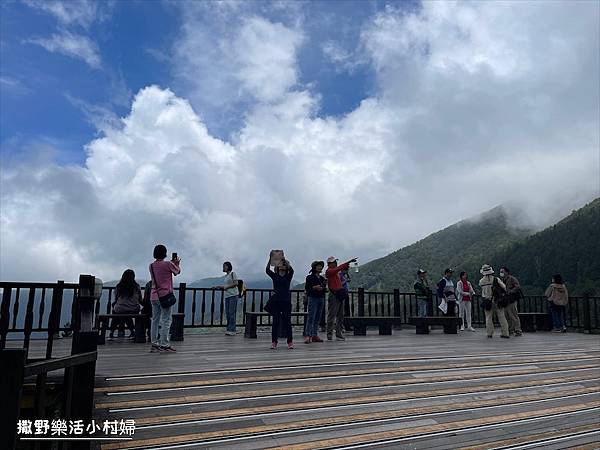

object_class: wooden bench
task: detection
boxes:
[244,312,308,339]
[97,312,185,344]
[519,312,552,332]
[345,317,403,336]
[409,316,462,334]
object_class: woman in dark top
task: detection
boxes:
[304,261,326,344]
[266,253,294,349]
[109,269,142,340]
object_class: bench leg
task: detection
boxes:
[245,315,257,339]
[170,314,184,342]
[379,324,392,335]
[415,323,429,334]
[134,317,146,343]
[97,319,108,345]
[536,314,553,332]
[443,323,458,334]
[353,325,367,336]
[521,316,535,332]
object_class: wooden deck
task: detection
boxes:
[25,327,600,449]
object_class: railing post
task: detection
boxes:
[582,293,592,334]
[170,283,186,342]
[393,289,400,317]
[358,288,365,317]
[69,332,96,450]
[0,348,26,450]
[0,287,12,350]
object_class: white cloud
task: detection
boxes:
[1,1,599,283]
[23,0,112,28]
[27,30,101,69]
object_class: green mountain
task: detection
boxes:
[351,199,600,295]
[485,198,600,295]
[350,205,532,292]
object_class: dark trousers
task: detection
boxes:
[110,317,134,334]
[444,300,456,316]
[271,301,293,344]
[343,295,353,330]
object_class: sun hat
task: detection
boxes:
[480,264,494,276]
[311,260,325,270]
[417,269,427,275]
[326,256,338,263]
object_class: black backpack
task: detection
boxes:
[492,277,508,307]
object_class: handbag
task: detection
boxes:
[150,263,177,308]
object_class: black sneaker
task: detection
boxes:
[150,344,162,353]
[500,335,510,339]
[160,346,177,352]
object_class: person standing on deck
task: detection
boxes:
[340,268,354,332]
[479,264,509,339]
[149,245,181,352]
[500,267,523,336]
[266,253,295,349]
[545,274,569,333]
[437,268,457,316]
[414,269,431,318]
[325,256,357,341]
[456,271,476,331]
[215,262,239,336]
[304,261,326,344]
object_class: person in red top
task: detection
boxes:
[325,256,357,341]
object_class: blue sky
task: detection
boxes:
[0,0,414,161]
[0,0,598,282]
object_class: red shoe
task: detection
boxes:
[304,336,311,344]
[311,336,323,342]
[271,342,277,349]
[288,342,294,349]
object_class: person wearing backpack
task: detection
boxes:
[545,274,569,332]
[215,262,239,336]
[500,267,523,336]
[149,244,181,352]
[479,264,509,338]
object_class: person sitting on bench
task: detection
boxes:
[109,269,142,340]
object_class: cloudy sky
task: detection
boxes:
[1,0,599,283]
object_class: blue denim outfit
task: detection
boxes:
[306,296,325,337]
[550,303,566,330]
[417,298,428,317]
[225,295,238,332]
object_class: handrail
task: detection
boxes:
[24,351,97,377]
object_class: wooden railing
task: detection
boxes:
[93,284,600,333]
[0,279,98,450]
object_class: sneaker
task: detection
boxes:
[500,335,510,339]
[225,331,235,336]
[468,327,476,332]
[460,325,465,331]
[288,342,294,350]
[553,329,563,333]
[304,337,311,344]
[336,334,345,341]
[327,334,332,341]
[150,344,161,353]
[128,333,135,340]
[487,335,493,339]
[311,336,323,342]
[160,346,177,352]
[515,331,523,337]
[561,327,567,333]
[271,342,278,349]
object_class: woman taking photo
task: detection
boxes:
[265,251,294,349]
[149,244,181,352]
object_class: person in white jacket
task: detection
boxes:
[457,271,476,331]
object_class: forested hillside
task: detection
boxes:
[350,199,600,295]
[350,206,532,291]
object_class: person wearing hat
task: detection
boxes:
[414,269,432,317]
[500,267,523,337]
[479,264,509,338]
[304,261,327,343]
[437,268,457,316]
[325,256,357,340]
